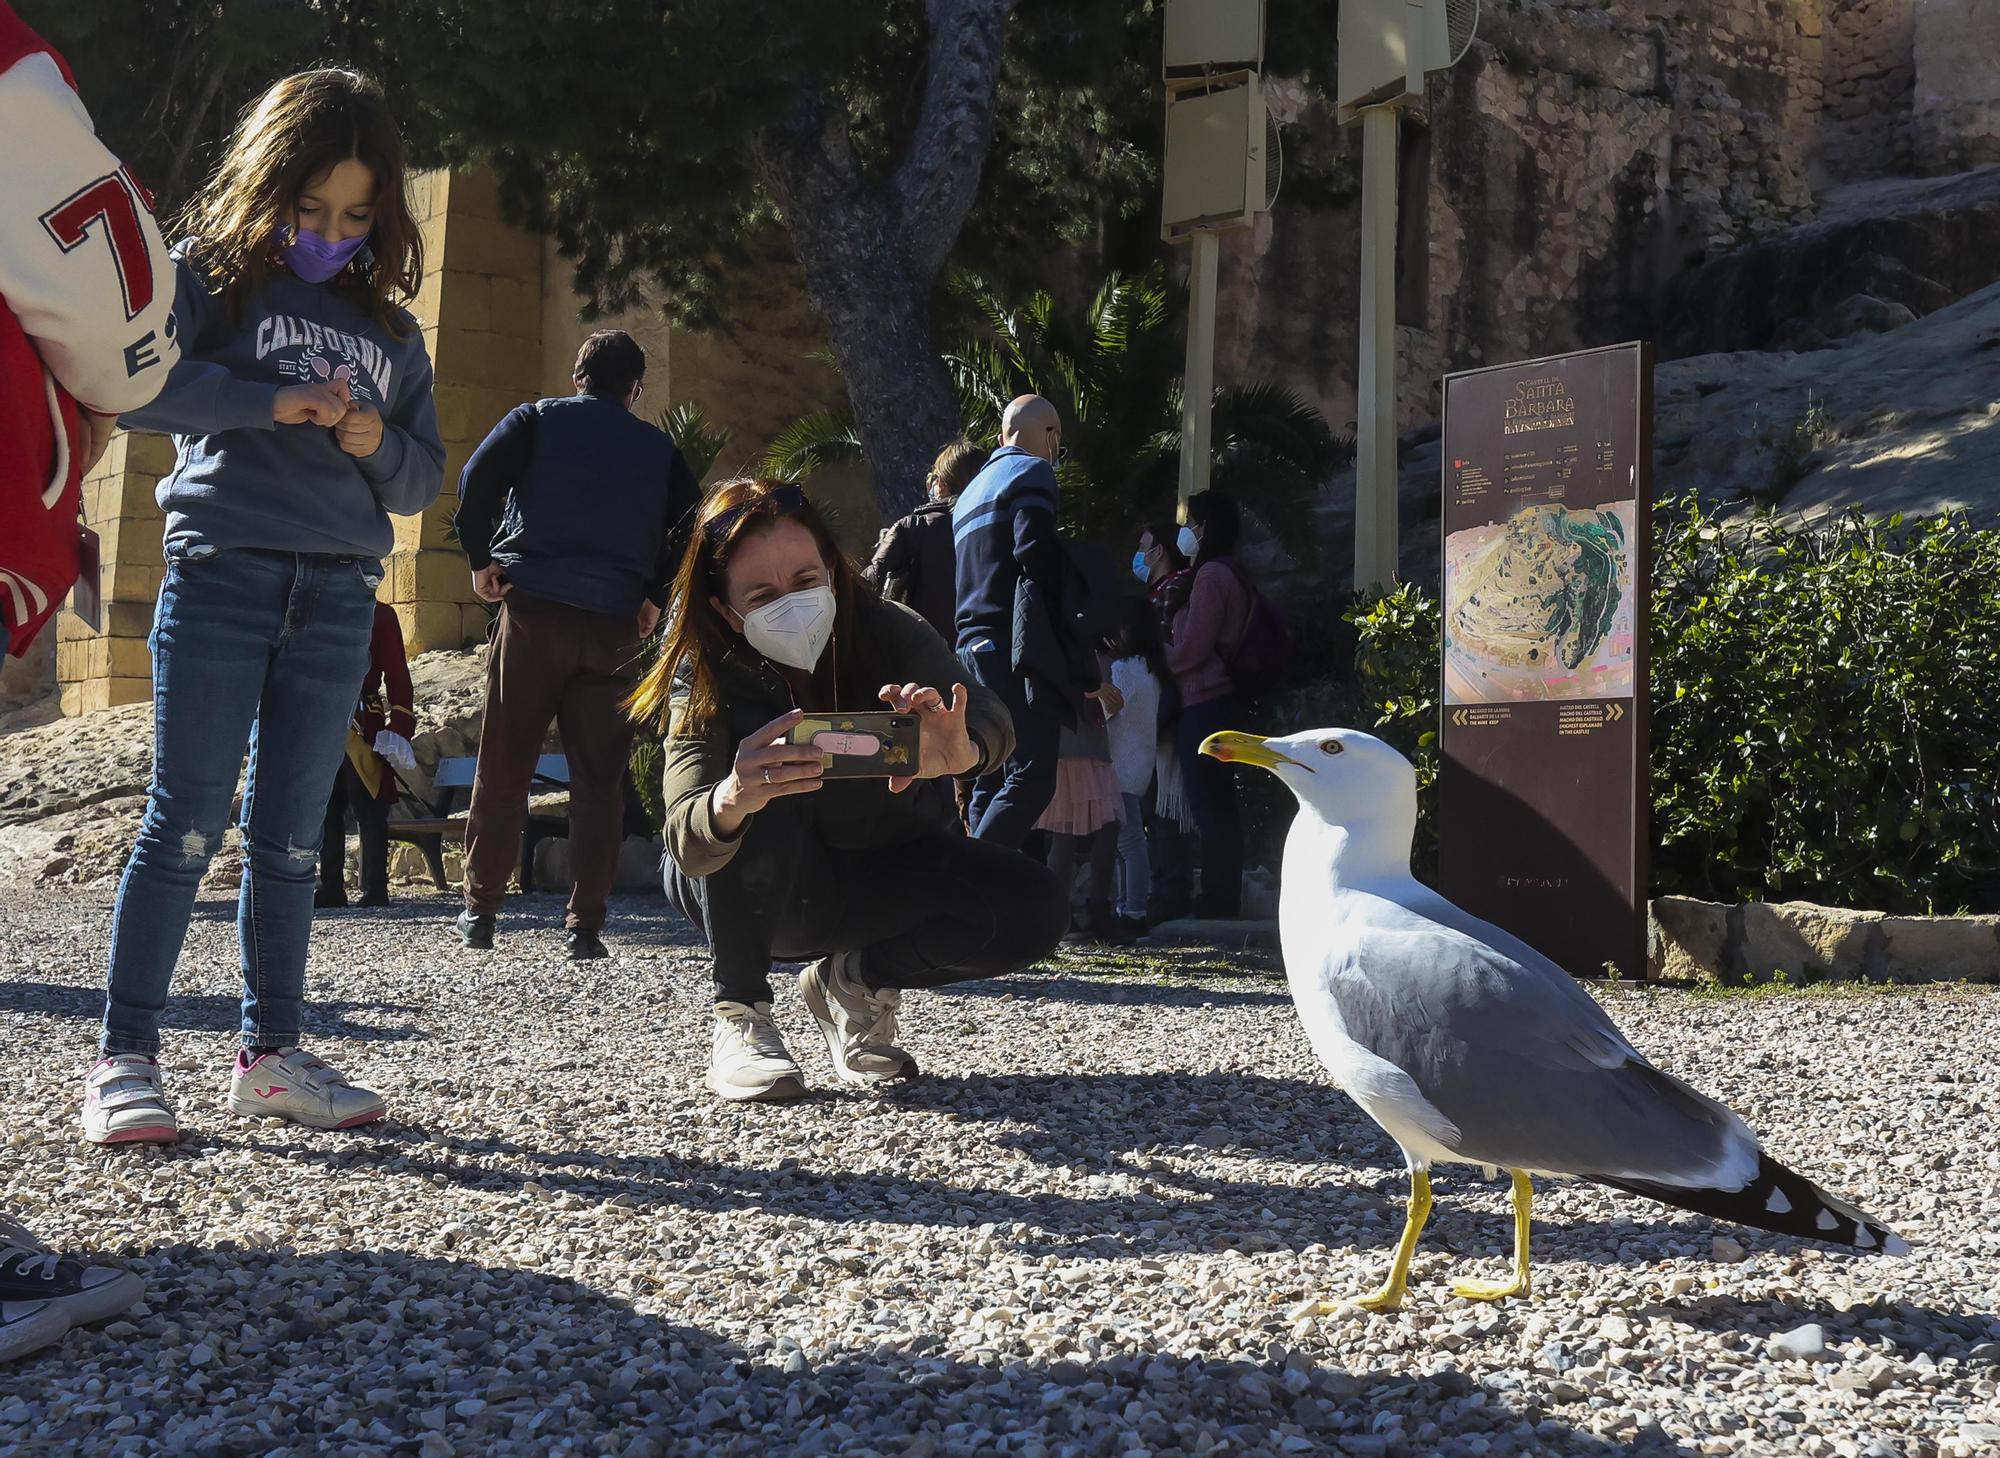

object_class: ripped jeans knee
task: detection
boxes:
[136,808,225,875]
[243,823,324,879]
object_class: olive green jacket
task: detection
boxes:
[661,596,1014,878]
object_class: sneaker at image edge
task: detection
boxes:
[0,1219,145,1344]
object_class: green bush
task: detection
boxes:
[1333,501,2000,912]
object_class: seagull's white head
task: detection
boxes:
[1200,726,1419,879]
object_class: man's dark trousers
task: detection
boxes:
[463,592,640,932]
[960,646,1061,850]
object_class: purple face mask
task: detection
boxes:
[281,225,369,284]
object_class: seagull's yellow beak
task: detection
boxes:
[1199,731,1311,774]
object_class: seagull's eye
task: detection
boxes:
[1319,738,1344,756]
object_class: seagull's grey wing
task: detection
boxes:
[1335,898,1759,1188]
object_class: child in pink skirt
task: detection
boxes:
[1036,658,1126,943]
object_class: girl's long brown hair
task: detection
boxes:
[629,478,872,739]
[179,69,423,336]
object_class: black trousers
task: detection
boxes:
[664,798,1070,1006]
[320,760,389,903]
[1175,693,1245,918]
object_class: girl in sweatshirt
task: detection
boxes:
[84,69,443,1146]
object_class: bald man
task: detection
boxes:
[951,395,1082,847]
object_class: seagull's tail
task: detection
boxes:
[1593,1152,1907,1256]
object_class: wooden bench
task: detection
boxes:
[387,753,573,893]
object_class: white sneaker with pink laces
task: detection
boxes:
[226,1048,385,1130]
[81,1054,178,1146]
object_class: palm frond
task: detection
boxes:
[760,408,865,483]
[658,400,733,483]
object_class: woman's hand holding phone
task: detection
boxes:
[711,709,824,836]
[877,681,978,794]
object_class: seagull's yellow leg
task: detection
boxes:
[1320,1168,1433,1314]
[1452,1170,1534,1302]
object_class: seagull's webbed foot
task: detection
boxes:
[1451,1170,1534,1304]
[1325,1167,1433,1314]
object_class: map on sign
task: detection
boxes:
[1442,500,1637,704]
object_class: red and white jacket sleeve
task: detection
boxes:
[0,49,178,414]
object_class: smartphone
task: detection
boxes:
[788,711,921,779]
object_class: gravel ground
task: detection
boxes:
[1,886,1996,1458]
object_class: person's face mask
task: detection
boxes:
[738,585,836,672]
[1132,550,1151,583]
[281,225,369,284]
[1177,524,1200,560]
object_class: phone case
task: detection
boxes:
[790,712,921,778]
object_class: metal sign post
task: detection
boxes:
[1177,229,1221,519]
[1353,104,1400,589]
[1436,342,1653,979]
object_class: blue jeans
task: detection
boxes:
[960,647,1061,850]
[101,549,379,1055]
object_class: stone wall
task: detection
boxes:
[55,432,175,715]
[393,170,543,657]
[1819,0,1915,179]
[1913,0,2000,173]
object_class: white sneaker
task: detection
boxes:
[708,1002,807,1102]
[798,953,917,1086]
[81,1054,178,1146]
[0,1298,67,1363]
[226,1048,386,1130]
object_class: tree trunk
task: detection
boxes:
[754,0,1019,517]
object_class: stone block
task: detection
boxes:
[443,332,543,392]
[104,676,151,709]
[440,271,492,334]
[460,604,495,647]
[487,275,541,337]
[1736,900,1881,983]
[1649,896,1729,981]
[55,638,85,682]
[1876,914,2000,984]
[107,637,153,680]
[440,217,542,281]
[104,562,159,602]
[411,548,474,603]
[402,600,463,657]
[532,834,665,895]
[120,431,178,476]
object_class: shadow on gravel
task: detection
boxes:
[198,1069,1884,1279]
[932,974,1293,1010]
[0,979,429,1044]
[1634,1292,1995,1361]
[0,1243,1703,1457]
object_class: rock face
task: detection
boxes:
[1660,166,2000,356]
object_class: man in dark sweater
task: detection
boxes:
[452,330,699,958]
[952,395,1092,848]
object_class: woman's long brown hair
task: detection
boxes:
[179,69,423,337]
[629,478,871,739]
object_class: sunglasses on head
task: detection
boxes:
[703,483,809,543]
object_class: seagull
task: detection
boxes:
[1201,727,1905,1310]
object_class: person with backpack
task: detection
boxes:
[864,437,985,643]
[1164,489,1259,918]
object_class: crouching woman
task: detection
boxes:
[630,478,1068,1102]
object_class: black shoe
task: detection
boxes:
[0,1222,144,1356]
[314,886,348,910]
[1112,914,1149,942]
[357,890,389,908]
[456,910,495,950]
[567,929,609,961]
